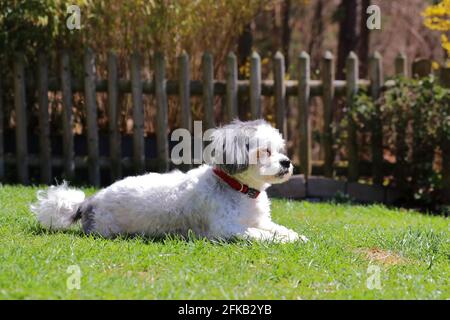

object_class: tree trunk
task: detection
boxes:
[282,0,292,67]
[308,0,324,70]
[238,24,253,69]
[237,23,253,120]
[337,0,358,80]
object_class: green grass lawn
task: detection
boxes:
[0,185,448,299]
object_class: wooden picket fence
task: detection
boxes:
[0,49,449,200]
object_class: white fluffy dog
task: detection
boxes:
[31,120,307,243]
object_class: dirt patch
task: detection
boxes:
[126,270,155,283]
[356,248,409,266]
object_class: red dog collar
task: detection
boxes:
[212,168,260,199]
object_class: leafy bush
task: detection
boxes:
[341,75,450,208]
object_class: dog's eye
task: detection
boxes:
[257,148,272,159]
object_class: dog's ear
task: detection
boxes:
[220,136,249,174]
[209,126,250,175]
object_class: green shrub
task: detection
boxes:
[341,75,450,208]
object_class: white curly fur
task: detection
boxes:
[30,181,85,230]
[30,120,308,243]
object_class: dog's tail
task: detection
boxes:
[30,182,86,230]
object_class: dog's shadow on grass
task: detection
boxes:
[27,224,87,238]
[26,224,257,246]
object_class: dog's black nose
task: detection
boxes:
[280,159,291,168]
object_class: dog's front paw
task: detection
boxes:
[298,234,309,243]
[274,230,309,243]
[243,227,278,242]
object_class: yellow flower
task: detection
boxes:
[432,61,440,70]
[442,34,450,52]
[422,0,450,57]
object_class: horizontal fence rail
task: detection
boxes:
[0,49,449,202]
[22,76,375,97]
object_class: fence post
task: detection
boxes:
[395,52,407,77]
[298,51,311,179]
[130,52,145,174]
[322,51,335,178]
[83,48,100,187]
[154,52,169,172]
[60,51,75,181]
[179,52,192,132]
[202,52,215,129]
[394,53,408,189]
[226,52,238,122]
[346,52,359,182]
[274,51,287,138]
[37,52,52,184]
[178,52,192,171]
[412,58,432,78]
[369,51,384,185]
[250,51,262,119]
[108,51,122,181]
[440,67,450,204]
[13,52,28,184]
[0,77,3,181]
